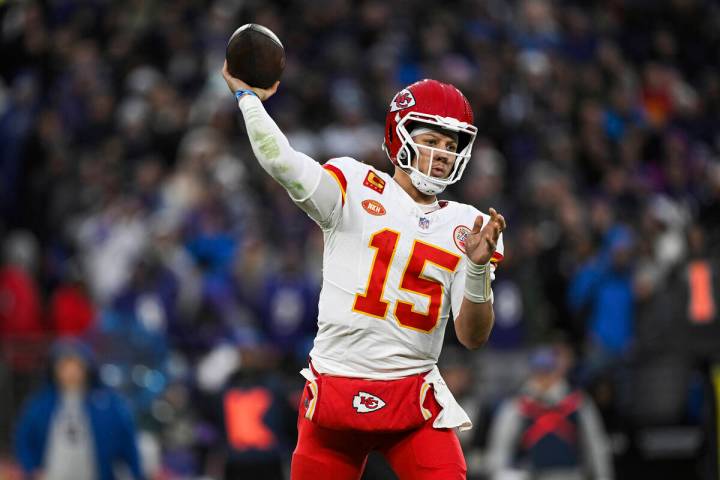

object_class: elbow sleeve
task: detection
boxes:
[239,95,319,198]
[238,95,341,226]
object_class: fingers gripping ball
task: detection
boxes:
[226,24,285,89]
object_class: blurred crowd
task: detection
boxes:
[1,0,720,479]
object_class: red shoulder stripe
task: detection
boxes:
[323,164,347,206]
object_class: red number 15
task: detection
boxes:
[352,229,461,333]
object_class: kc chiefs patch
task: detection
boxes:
[353,392,386,413]
[453,225,471,253]
[363,170,386,194]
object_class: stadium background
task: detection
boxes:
[1,0,720,478]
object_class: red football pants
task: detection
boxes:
[290,393,467,480]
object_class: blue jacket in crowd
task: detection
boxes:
[14,340,142,480]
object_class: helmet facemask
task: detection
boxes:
[390,111,478,195]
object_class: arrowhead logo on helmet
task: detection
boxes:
[382,79,478,195]
[389,89,416,112]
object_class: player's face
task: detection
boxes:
[412,131,458,179]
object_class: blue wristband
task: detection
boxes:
[235,89,258,100]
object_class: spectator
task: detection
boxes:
[14,339,142,480]
[256,242,319,363]
[110,253,179,336]
[204,346,295,480]
[48,262,96,336]
[671,223,720,357]
[683,224,718,326]
[568,225,636,364]
[0,231,43,337]
[487,346,613,480]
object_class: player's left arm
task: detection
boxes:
[453,208,506,350]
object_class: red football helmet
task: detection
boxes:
[382,79,477,195]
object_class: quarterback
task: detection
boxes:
[222,61,506,479]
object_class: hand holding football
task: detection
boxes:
[221,61,279,101]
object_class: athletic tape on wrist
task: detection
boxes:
[464,259,492,303]
[235,89,258,104]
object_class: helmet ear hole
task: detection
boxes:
[397,142,417,166]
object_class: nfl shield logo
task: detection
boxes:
[419,217,430,229]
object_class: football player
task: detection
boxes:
[222,61,506,480]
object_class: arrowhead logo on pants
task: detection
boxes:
[353,392,386,413]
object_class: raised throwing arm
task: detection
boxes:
[221,61,342,228]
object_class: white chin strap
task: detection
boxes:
[409,169,447,195]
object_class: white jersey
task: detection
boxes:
[309,157,504,379]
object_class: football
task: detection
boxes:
[226,23,285,89]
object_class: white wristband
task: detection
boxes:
[464,259,492,303]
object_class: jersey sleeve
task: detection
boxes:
[306,156,363,230]
[293,161,344,230]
